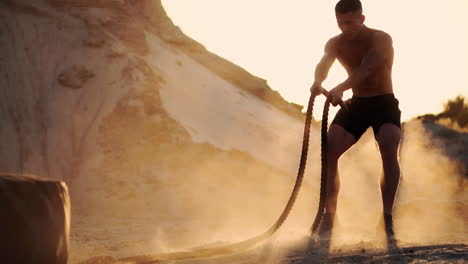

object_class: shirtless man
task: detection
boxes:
[310,0,401,245]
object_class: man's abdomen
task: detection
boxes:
[353,70,393,97]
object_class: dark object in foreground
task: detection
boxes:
[0,173,70,264]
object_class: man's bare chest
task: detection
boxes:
[336,42,371,69]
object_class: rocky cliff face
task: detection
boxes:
[0,0,303,179]
[1,0,313,242]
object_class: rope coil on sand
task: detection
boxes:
[120,92,341,264]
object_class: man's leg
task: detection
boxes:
[320,124,356,230]
[375,123,401,248]
[375,123,401,215]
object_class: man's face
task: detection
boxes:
[336,11,365,40]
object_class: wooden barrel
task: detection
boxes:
[0,173,70,264]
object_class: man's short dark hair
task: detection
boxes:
[335,0,362,14]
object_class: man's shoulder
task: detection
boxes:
[326,34,341,48]
[370,28,393,42]
[367,28,394,53]
[328,34,342,43]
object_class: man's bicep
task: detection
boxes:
[319,39,337,68]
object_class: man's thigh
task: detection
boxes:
[375,123,401,157]
[328,124,357,158]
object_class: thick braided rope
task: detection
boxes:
[120,94,317,264]
[310,96,331,234]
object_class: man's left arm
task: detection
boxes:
[329,32,393,105]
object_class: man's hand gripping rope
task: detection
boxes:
[310,84,348,109]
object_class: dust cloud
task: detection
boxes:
[139,119,466,258]
[324,120,466,252]
[393,121,466,245]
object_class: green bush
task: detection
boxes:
[439,96,468,128]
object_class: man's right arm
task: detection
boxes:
[310,38,337,96]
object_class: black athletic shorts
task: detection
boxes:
[331,93,401,140]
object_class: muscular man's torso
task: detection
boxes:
[333,26,394,97]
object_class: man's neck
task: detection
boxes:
[355,25,368,37]
[342,25,368,41]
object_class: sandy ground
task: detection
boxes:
[73,229,467,264]
[71,206,467,264]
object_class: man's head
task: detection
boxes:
[335,0,365,40]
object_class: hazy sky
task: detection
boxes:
[162,1,468,121]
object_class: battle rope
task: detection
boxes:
[310,96,332,234]
[120,92,340,264]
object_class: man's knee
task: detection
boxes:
[327,140,343,161]
[327,179,340,195]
